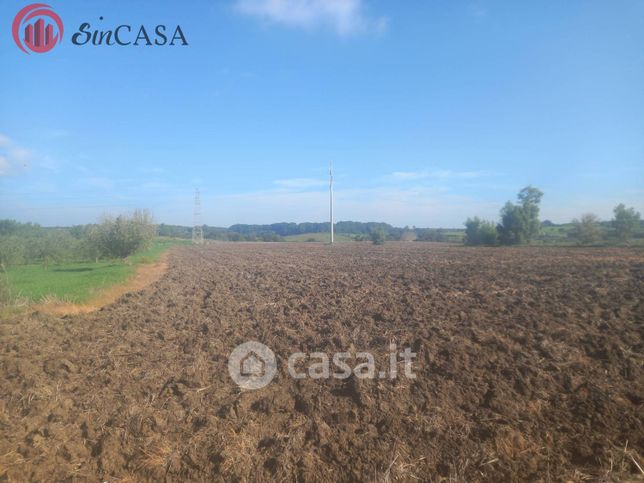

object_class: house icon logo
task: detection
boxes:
[241,352,265,377]
[228,341,277,390]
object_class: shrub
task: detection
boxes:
[87,210,156,259]
[369,227,386,245]
[570,213,601,245]
[464,217,498,246]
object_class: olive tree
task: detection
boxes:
[0,236,25,269]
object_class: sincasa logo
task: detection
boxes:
[12,3,188,54]
[72,18,188,47]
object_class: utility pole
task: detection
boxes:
[192,188,204,245]
[329,162,334,244]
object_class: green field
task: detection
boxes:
[283,232,355,242]
[4,238,188,303]
[441,230,465,243]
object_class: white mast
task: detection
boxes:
[192,188,204,245]
[329,162,334,244]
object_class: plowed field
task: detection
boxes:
[1,243,643,481]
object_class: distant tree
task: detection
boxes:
[497,186,543,245]
[157,223,192,239]
[400,230,416,242]
[0,219,42,237]
[0,220,20,236]
[369,227,386,245]
[517,186,543,241]
[260,232,283,242]
[226,221,401,239]
[497,202,527,245]
[415,228,447,242]
[69,224,90,239]
[0,237,25,269]
[612,203,641,242]
[226,232,243,242]
[203,225,230,240]
[570,213,601,245]
[464,217,498,246]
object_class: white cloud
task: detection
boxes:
[10,147,31,165]
[0,134,31,176]
[234,0,387,35]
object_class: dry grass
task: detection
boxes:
[136,438,174,474]
[0,273,28,318]
[598,442,644,482]
[0,450,27,478]
[376,448,425,482]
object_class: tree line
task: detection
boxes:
[2,193,640,265]
[158,221,397,241]
[0,210,155,269]
[157,221,459,243]
[464,187,642,246]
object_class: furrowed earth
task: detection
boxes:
[1,243,642,481]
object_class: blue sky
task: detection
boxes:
[1,0,643,228]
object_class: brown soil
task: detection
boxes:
[1,243,643,481]
[32,251,170,316]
